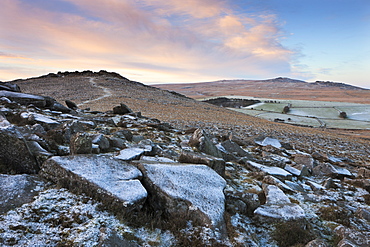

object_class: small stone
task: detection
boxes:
[188,128,223,158]
[294,153,314,170]
[65,100,78,110]
[247,161,292,180]
[113,103,133,115]
[254,185,305,222]
[70,132,92,154]
[115,147,145,161]
[92,134,110,151]
[357,168,370,178]
[254,136,282,149]
[178,151,225,176]
[305,239,329,247]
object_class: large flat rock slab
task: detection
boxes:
[41,155,147,212]
[137,163,227,232]
[0,174,46,214]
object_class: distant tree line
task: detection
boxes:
[202,97,260,108]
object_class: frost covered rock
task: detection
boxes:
[0,91,46,107]
[334,226,370,247]
[0,125,39,174]
[254,136,281,149]
[137,163,227,233]
[285,164,310,177]
[178,151,225,176]
[188,128,223,158]
[313,162,353,178]
[116,147,146,161]
[92,134,110,151]
[19,112,60,130]
[41,155,147,212]
[305,239,329,247]
[254,185,305,222]
[247,161,292,180]
[263,175,295,193]
[0,174,46,214]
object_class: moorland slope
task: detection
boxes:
[154,77,370,103]
[10,71,370,164]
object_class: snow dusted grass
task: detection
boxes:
[230,97,370,129]
[0,188,175,247]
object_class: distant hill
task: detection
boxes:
[153,77,370,104]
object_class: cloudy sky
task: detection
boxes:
[1,0,369,87]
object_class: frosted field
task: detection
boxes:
[215,96,370,129]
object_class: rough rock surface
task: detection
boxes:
[0,82,20,92]
[255,136,282,148]
[70,132,93,154]
[137,163,227,232]
[0,174,46,214]
[188,128,223,158]
[335,226,370,247]
[178,150,225,176]
[113,103,133,115]
[41,155,147,212]
[247,161,293,180]
[0,91,46,107]
[0,125,39,174]
[254,185,305,222]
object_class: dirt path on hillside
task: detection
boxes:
[78,78,112,107]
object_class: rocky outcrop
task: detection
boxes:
[41,155,147,212]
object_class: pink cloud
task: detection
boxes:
[0,0,294,83]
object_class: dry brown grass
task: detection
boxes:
[154,79,370,104]
[14,73,370,165]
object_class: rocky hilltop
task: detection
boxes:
[0,72,369,246]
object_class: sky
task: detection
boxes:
[0,0,369,88]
